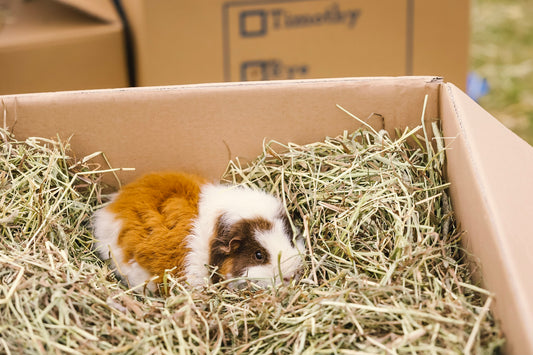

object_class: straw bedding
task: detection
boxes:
[0,106,504,354]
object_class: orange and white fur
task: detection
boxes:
[92,172,304,292]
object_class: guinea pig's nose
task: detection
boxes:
[283,276,291,283]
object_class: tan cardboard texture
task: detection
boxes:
[0,77,439,180]
[55,0,119,22]
[412,0,469,87]
[0,0,127,95]
[1,76,532,353]
[441,85,533,355]
[120,0,468,88]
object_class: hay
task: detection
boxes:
[0,104,505,354]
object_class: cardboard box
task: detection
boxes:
[119,0,468,88]
[0,0,128,95]
[1,76,532,353]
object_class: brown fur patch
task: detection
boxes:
[209,215,273,283]
[219,259,233,278]
[109,172,208,283]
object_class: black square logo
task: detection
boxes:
[239,10,267,37]
[241,61,268,81]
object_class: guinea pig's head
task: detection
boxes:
[207,189,304,288]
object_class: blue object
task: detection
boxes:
[466,71,490,102]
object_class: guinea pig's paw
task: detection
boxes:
[92,207,122,261]
[119,259,158,292]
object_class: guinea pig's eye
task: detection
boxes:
[254,250,264,262]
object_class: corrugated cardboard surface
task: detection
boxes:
[1,76,531,353]
[441,85,533,354]
[120,0,468,88]
[0,0,128,95]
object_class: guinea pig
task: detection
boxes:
[92,172,304,292]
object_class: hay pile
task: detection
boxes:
[0,106,504,354]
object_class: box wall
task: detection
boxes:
[412,0,469,88]
[441,84,533,354]
[120,0,468,88]
[0,27,127,94]
[1,76,439,183]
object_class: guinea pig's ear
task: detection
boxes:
[214,213,241,255]
[221,236,242,255]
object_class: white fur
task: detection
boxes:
[120,259,156,292]
[92,207,156,291]
[185,183,304,287]
[244,223,305,287]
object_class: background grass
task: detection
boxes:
[471,0,533,145]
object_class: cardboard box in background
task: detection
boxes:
[0,0,128,95]
[1,76,532,353]
[119,0,469,88]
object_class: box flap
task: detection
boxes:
[0,0,120,49]
[441,83,533,354]
[54,0,118,23]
